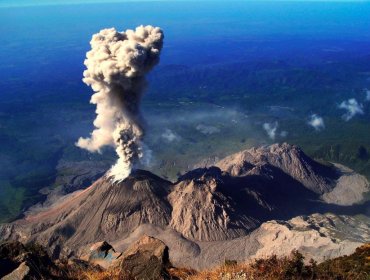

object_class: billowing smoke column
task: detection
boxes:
[76,25,164,182]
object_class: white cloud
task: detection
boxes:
[338,98,364,121]
[280,131,288,137]
[263,122,278,140]
[308,114,325,131]
[196,124,220,135]
[161,129,180,142]
[366,89,370,102]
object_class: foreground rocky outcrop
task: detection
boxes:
[0,241,62,279]
[0,236,173,280]
[118,235,172,280]
[1,239,369,280]
[82,235,175,280]
[0,143,369,269]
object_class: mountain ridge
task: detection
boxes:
[1,143,369,269]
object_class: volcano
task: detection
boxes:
[1,143,369,269]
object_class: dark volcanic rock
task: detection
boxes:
[119,235,171,280]
[0,241,61,279]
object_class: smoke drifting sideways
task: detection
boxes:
[76,26,164,182]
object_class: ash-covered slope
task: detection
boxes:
[1,143,369,265]
[1,170,172,257]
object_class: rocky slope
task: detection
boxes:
[169,167,259,241]
[1,170,172,258]
[216,143,356,197]
[1,143,369,269]
[101,213,370,270]
[2,239,370,280]
[200,144,369,206]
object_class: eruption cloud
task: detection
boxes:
[76,26,164,181]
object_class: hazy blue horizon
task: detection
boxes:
[1,0,369,102]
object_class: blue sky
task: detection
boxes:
[1,0,154,8]
[1,0,369,8]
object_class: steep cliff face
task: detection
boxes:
[1,143,368,268]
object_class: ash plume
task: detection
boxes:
[76,26,164,181]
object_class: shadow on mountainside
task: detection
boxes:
[178,165,370,227]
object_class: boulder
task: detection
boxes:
[1,262,30,280]
[119,235,171,280]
